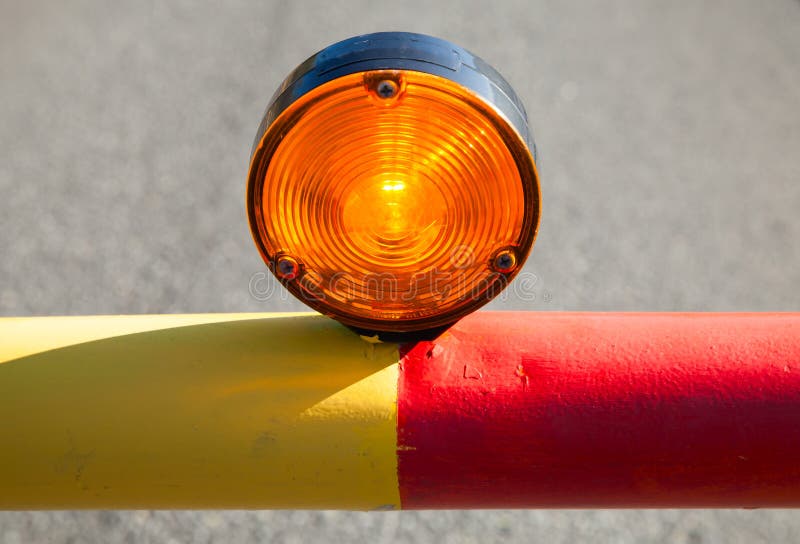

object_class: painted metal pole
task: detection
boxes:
[0,312,798,510]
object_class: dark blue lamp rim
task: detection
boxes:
[252,32,536,162]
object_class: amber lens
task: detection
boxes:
[248,70,539,332]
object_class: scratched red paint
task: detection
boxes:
[397,312,800,508]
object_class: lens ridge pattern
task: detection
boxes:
[249,70,539,332]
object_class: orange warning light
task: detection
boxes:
[247,33,540,334]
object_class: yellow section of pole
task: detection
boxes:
[0,314,401,510]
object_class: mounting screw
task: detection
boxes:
[376,80,398,99]
[492,248,518,274]
[275,254,300,280]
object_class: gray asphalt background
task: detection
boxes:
[1,0,799,542]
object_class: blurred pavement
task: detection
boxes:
[1,1,799,542]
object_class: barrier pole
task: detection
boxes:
[0,312,798,509]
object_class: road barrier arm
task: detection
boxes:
[0,312,798,509]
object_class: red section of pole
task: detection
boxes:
[397,312,800,508]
